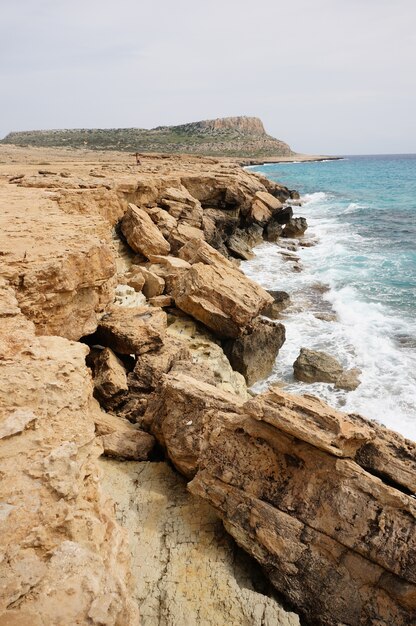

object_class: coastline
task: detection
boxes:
[0,145,415,626]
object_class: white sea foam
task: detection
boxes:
[242,193,416,441]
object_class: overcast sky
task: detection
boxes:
[1,0,415,154]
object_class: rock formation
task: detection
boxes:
[1,144,414,626]
[294,348,361,391]
[1,116,294,158]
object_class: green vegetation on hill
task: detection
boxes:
[1,116,293,158]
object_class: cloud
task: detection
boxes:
[0,0,415,153]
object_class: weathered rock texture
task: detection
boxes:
[170,240,274,337]
[188,388,416,626]
[0,282,138,625]
[223,317,286,385]
[100,459,300,626]
[0,185,116,340]
[294,347,361,391]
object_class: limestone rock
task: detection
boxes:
[227,230,255,260]
[88,347,128,408]
[100,459,300,626]
[253,190,283,213]
[250,198,272,224]
[171,240,273,337]
[159,185,203,228]
[130,336,191,392]
[143,372,245,478]
[121,203,171,257]
[0,185,117,341]
[294,348,360,390]
[0,284,138,624]
[283,217,308,237]
[189,388,416,626]
[148,294,173,308]
[95,411,155,460]
[167,315,249,399]
[168,223,206,254]
[143,205,178,238]
[124,266,146,292]
[135,266,166,298]
[95,306,166,355]
[223,318,286,385]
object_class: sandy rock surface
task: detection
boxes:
[0,282,138,625]
[100,459,300,626]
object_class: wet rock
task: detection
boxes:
[294,348,361,390]
[227,230,255,260]
[282,217,308,238]
[293,348,343,384]
[336,367,361,391]
[223,318,286,385]
[265,220,283,242]
[272,206,293,225]
[264,290,290,316]
[95,306,166,355]
[121,203,171,257]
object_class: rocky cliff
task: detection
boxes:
[0,144,415,626]
[1,116,293,158]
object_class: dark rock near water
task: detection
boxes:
[294,348,361,390]
[223,317,285,385]
[262,290,290,318]
[283,217,308,238]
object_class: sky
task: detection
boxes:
[1,0,415,155]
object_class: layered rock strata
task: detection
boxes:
[2,146,414,626]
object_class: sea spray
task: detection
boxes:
[243,155,416,440]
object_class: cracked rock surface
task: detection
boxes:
[100,459,300,626]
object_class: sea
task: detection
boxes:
[244,155,416,441]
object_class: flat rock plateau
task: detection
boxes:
[0,116,333,161]
[0,144,415,626]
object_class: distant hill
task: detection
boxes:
[1,116,293,158]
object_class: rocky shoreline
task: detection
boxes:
[0,146,415,626]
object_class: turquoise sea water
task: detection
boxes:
[243,155,416,440]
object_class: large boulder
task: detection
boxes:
[159,186,203,228]
[94,306,166,355]
[142,372,245,478]
[294,348,361,390]
[188,387,416,626]
[283,217,308,238]
[262,290,290,318]
[223,318,286,385]
[169,240,273,338]
[121,203,171,258]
